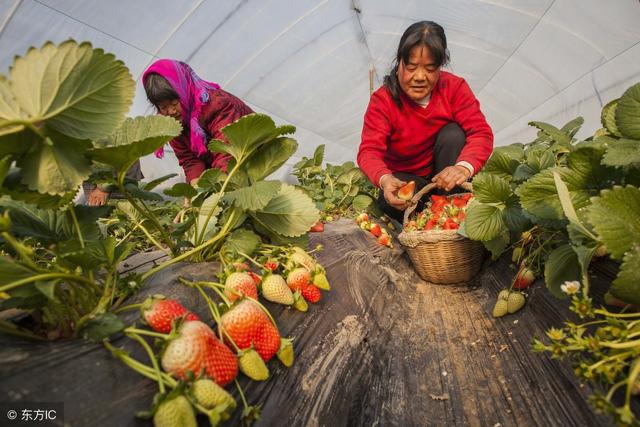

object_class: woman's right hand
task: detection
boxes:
[380,174,408,210]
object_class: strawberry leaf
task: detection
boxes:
[615,82,640,139]
[601,99,622,137]
[243,137,297,183]
[220,229,261,258]
[163,182,197,199]
[528,121,572,151]
[560,117,584,138]
[482,230,509,260]
[250,183,319,237]
[586,185,640,260]
[0,76,25,137]
[602,137,640,168]
[544,244,581,299]
[610,246,640,304]
[481,146,523,180]
[471,172,511,204]
[142,173,178,191]
[352,194,374,212]
[224,181,281,211]
[10,40,134,140]
[464,201,506,241]
[80,312,125,342]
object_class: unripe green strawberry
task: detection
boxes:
[312,272,330,290]
[277,338,294,367]
[507,292,526,314]
[191,379,236,417]
[153,395,196,427]
[492,299,508,318]
[261,274,294,305]
[498,289,510,301]
[239,349,269,381]
[289,248,317,271]
[292,291,308,312]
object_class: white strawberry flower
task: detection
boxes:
[560,280,581,295]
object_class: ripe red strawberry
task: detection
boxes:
[224,272,258,302]
[261,274,294,305]
[247,271,262,286]
[141,295,199,333]
[286,267,310,291]
[442,218,459,230]
[220,299,281,362]
[263,260,278,272]
[377,234,392,247]
[161,320,238,386]
[355,212,369,224]
[309,220,324,232]
[398,180,415,201]
[513,267,535,290]
[301,283,321,303]
[369,223,382,237]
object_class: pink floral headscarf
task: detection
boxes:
[142,59,221,158]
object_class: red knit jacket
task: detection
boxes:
[170,89,253,183]
[357,71,493,186]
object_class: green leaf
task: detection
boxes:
[552,171,596,240]
[0,256,37,285]
[0,76,26,136]
[1,175,76,209]
[610,246,640,304]
[197,169,226,191]
[560,117,584,138]
[243,137,297,182]
[481,147,522,180]
[10,40,134,139]
[216,114,287,161]
[352,194,374,212]
[223,181,281,211]
[17,137,91,195]
[601,99,622,137]
[207,139,233,156]
[220,229,261,258]
[482,230,509,260]
[502,202,531,233]
[80,312,125,342]
[464,201,506,241]
[336,167,365,186]
[471,172,512,204]
[250,183,319,237]
[90,116,181,174]
[586,185,640,260]
[616,82,640,139]
[123,183,163,201]
[602,137,640,168]
[142,173,178,191]
[0,155,11,186]
[313,145,325,166]
[164,183,197,198]
[544,244,581,299]
[529,121,572,150]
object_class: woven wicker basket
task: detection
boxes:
[397,182,485,284]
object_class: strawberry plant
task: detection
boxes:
[292,144,377,216]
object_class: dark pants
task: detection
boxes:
[377,122,467,222]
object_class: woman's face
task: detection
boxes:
[156,98,182,121]
[398,45,441,102]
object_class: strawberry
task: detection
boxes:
[513,267,535,290]
[277,338,294,367]
[377,234,392,247]
[161,320,238,386]
[492,299,508,317]
[594,244,608,258]
[220,299,281,362]
[154,395,196,427]
[261,274,294,305]
[190,378,236,415]
[224,272,258,302]
[452,195,468,208]
[288,249,316,271]
[141,295,199,334]
[511,247,523,263]
[312,271,330,290]
[263,259,278,272]
[398,180,415,201]
[247,271,262,286]
[369,223,382,237]
[292,291,308,312]
[442,218,459,230]
[507,292,526,314]
[301,283,321,303]
[286,267,310,291]
[238,349,269,381]
[355,212,369,224]
[231,261,249,271]
[309,220,324,232]
[498,289,510,301]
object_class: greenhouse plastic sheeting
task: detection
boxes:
[0,0,639,184]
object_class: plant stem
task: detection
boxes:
[122,190,176,254]
[0,272,96,293]
[237,251,263,269]
[594,309,640,319]
[112,302,143,314]
[599,338,640,350]
[123,327,169,340]
[68,205,85,249]
[127,331,165,394]
[0,319,46,341]
[0,232,41,271]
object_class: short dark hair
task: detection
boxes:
[143,73,179,107]
[383,21,450,108]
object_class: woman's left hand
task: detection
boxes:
[432,165,471,191]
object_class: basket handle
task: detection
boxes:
[402,181,473,225]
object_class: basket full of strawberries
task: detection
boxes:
[397,181,485,284]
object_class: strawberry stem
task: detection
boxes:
[237,251,263,269]
[126,331,166,394]
[104,341,176,388]
[111,302,143,314]
[124,327,169,340]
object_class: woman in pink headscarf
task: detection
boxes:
[142,59,253,185]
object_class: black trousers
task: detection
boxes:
[377,122,467,222]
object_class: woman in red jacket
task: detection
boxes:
[142,59,253,185]
[357,21,493,221]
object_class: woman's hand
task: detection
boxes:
[380,175,409,210]
[87,188,110,206]
[432,165,471,191]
